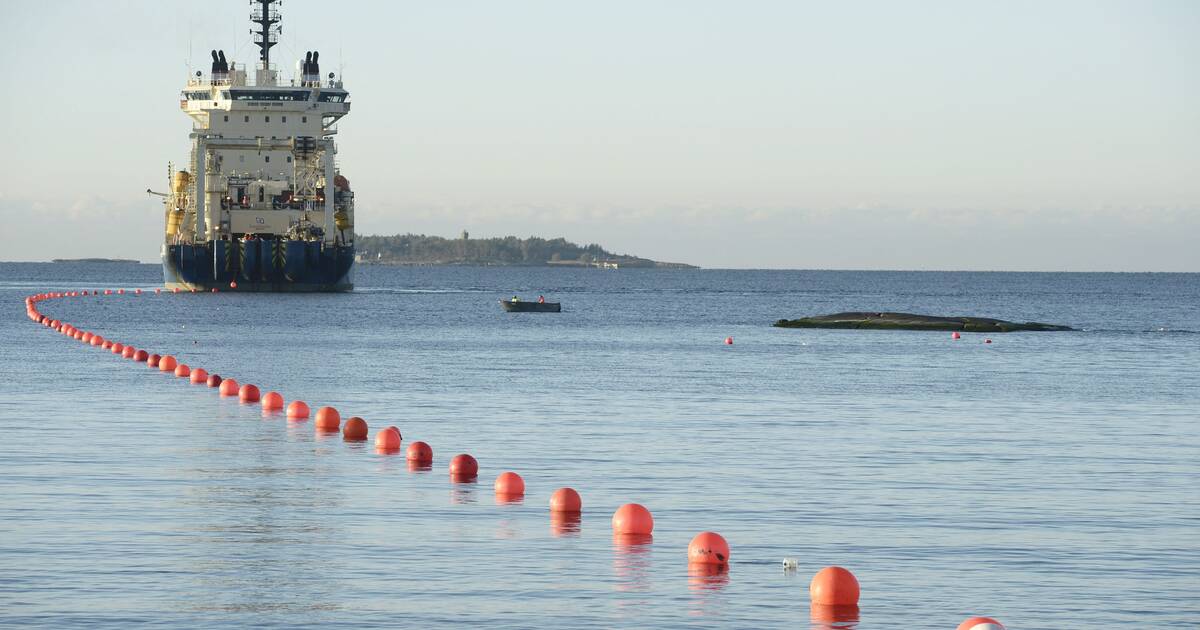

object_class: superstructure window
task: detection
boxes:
[265,116,270,123]
[282,116,287,123]
[223,115,229,122]
[286,156,292,163]
[228,90,310,102]
[318,92,347,103]
[265,156,270,163]
[302,116,307,123]
[244,115,249,122]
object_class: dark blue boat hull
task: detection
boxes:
[163,241,354,292]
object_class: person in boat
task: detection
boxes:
[511,295,519,303]
[538,295,545,304]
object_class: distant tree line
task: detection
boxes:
[354,233,665,266]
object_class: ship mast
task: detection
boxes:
[250,0,280,69]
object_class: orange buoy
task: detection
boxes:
[612,503,654,535]
[449,453,479,479]
[90,336,104,347]
[724,336,733,345]
[158,355,177,372]
[340,415,367,439]
[123,346,136,359]
[985,338,993,344]
[147,354,161,368]
[230,281,238,289]
[261,391,284,410]
[550,487,582,512]
[238,383,260,403]
[809,566,860,606]
[111,343,124,354]
[951,331,962,340]
[174,363,190,377]
[135,289,142,295]
[190,367,209,384]
[286,400,310,419]
[206,374,222,387]
[687,531,730,565]
[957,617,1005,630]
[133,349,149,362]
[101,340,113,349]
[315,406,341,430]
[373,425,400,449]
[494,471,525,496]
[156,288,161,294]
[218,378,239,396]
[81,332,93,343]
[406,441,432,463]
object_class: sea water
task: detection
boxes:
[1,263,1197,628]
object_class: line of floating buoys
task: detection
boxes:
[809,565,860,606]
[315,406,340,431]
[449,453,478,481]
[218,378,239,396]
[373,425,400,450]
[24,290,1009,623]
[286,400,310,419]
[612,503,654,535]
[238,383,260,403]
[406,440,432,463]
[261,391,283,410]
[340,412,367,436]
[688,531,729,565]
[957,617,1006,630]
[550,487,582,513]
[494,471,525,497]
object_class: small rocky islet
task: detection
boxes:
[773,312,1075,332]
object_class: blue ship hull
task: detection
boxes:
[163,240,354,292]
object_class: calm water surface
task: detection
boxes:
[1,263,1197,628]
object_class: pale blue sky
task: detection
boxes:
[1,0,1197,269]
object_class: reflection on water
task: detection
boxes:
[494,492,523,506]
[687,563,729,618]
[810,604,859,629]
[549,511,581,537]
[612,534,653,592]
[686,563,729,591]
[406,461,432,473]
[449,481,477,504]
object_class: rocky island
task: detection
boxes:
[773,312,1075,332]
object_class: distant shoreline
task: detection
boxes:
[51,258,140,264]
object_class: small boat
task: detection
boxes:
[500,300,561,313]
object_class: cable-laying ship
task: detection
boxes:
[156,0,354,291]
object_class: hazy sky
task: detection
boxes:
[1,1,1197,269]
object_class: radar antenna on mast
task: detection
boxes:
[250,0,281,67]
